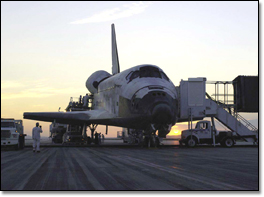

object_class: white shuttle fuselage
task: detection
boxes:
[86,64,178,137]
[24,24,178,138]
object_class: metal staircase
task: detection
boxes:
[178,78,258,144]
[233,111,258,132]
[205,98,258,143]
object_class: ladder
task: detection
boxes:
[205,98,258,143]
[233,111,258,132]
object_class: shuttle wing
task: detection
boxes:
[23,110,116,125]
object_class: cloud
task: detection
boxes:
[70,1,152,24]
[1,81,25,89]
[1,92,54,99]
[1,80,85,100]
[2,87,85,99]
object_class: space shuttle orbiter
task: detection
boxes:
[24,24,178,144]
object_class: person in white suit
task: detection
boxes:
[32,122,42,153]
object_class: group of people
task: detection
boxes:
[94,132,104,145]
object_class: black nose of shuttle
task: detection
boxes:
[131,89,177,125]
[151,103,173,124]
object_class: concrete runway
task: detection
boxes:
[1,146,258,190]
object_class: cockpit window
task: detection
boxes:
[130,71,140,81]
[152,70,161,78]
[139,66,161,78]
[127,66,170,82]
[161,71,170,81]
[126,71,133,80]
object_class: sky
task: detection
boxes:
[1,1,259,138]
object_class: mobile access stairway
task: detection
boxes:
[177,78,258,144]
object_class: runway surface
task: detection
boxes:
[1,146,258,190]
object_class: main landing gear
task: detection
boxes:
[144,134,160,148]
[87,124,98,145]
[143,125,160,148]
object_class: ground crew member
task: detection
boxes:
[94,132,99,145]
[83,93,89,108]
[98,133,101,144]
[32,122,42,153]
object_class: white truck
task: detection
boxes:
[1,118,26,150]
[50,123,67,143]
[179,120,235,148]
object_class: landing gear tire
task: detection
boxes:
[155,137,160,147]
[187,138,196,148]
[15,140,20,150]
[144,136,156,148]
[19,135,24,149]
[222,138,234,148]
[150,135,156,147]
[179,141,182,147]
[144,136,150,147]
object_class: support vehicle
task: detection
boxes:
[1,118,26,150]
[179,120,235,147]
[64,124,85,145]
[50,123,67,143]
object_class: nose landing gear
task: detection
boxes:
[143,124,161,148]
[144,134,160,148]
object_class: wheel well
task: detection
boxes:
[219,131,232,138]
[220,136,234,143]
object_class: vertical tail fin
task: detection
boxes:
[111,24,120,75]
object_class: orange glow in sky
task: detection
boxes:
[168,125,181,136]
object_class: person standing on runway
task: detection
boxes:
[32,122,43,153]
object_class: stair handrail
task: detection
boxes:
[206,93,258,133]
[236,113,258,132]
[224,108,258,132]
